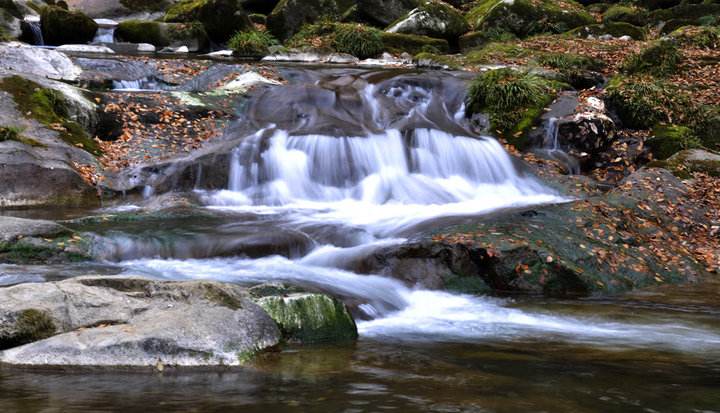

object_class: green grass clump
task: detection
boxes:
[466,68,558,140]
[332,23,383,59]
[290,22,383,59]
[622,39,682,76]
[228,30,277,56]
[0,76,101,155]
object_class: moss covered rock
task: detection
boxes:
[164,0,252,43]
[670,25,720,49]
[467,0,594,38]
[380,31,449,54]
[386,0,468,40]
[602,4,649,26]
[355,0,419,27]
[257,293,358,344]
[647,124,702,160]
[228,29,277,56]
[605,76,690,130]
[40,6,98,45]
[288,21,384,58]
[660,149,720,178]
[268,0,352,40]
[621,39,682,77]
[116,20,210,51]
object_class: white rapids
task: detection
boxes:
[111,69,720,353]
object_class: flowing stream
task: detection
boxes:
[2,68,719,411]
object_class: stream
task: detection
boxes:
[1,66,719,412]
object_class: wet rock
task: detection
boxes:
[256,292,358,344]
[386,0,468,40]
[262,50,359,64]
[0,42,82,81]
[0,216,69,243]
[0,277,281,367]
[40,6,98,46]
[74,57,156,88]
[556,111,616,169]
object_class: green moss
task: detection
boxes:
[258,294,358,344]
[459,29,516,51]
[605,76,690,130]
[0,76,101,155]
[622,39,682,77]
[0,237,90,264]
[289,22,383,58]
[332,23,383,59]
[229,29,277,56]
[164,0,208,22]
[380,31,449,54]
[603,5,649,26]
[165,0,252,42]
[467,0,594,38]
[567,22,647,40]
[0,125,45,147]
[40,6,98,46]
[647,125,702,160]
[116,20,169,46]
[0,308,57,349]
[466,68,558,145]
[535,52,604,72]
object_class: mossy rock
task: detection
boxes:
[380,31,449,54]
[288,21,384,58]
[40,6,98,45]
[414,52,461,69]
[464,41,533,64]
[0,76,101,155]
[0,125,44,147]
[458,29,516,51]
[604,76,690,130]
[602,5,649,26]
[567,22,647,40]
[0,309,57,349]
[120,0,173,12]
[228,29,277,57]
[466,68,560,147]
[165,0,253,43]
[649,3,720,23]
[248,12,267,25]
[467,0,594,38]
[257,293,358,344]
[646,125,702,160]
[386,0,468,40]
[670,25,720,48]
[116,20,210,51]
[621,39,682,77]
[268,0,351,40]
[354,0,419,27]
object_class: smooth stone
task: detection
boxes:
[56,44,116,54]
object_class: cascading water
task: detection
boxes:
[112,77,165,91]
[93,27,115,43]
[111,69,720,352]
[23,20,44,46]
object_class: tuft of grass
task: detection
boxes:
[466,68,558,139]
[228,30,277,57]
[290,22,383,59]
[622,39,682,76]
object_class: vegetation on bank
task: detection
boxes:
[228,30,278,57]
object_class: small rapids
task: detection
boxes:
[99,68,720,353]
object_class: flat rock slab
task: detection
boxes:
[0,277,281,367]
[0,216,69,242]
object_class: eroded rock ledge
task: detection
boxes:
[0,277,357,368]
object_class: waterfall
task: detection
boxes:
[112,77,164,91]
[545,116,559,149]
[23,20,44,46]
[93,27,115,44]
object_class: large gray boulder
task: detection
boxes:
[0,42,82,81]
[386,0,469,40]
[355,0,419,27]
[0,277,282,367]
[0,216,69,243]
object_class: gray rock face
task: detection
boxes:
[0,42,82,81]
[0,216,69,242]
[0,277,282,367]
[356,0,419,27]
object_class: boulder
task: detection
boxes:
[40,6,98,46]
[656,149,720,178]
[386,0,468,40]
[116,20,209,52]
[0,216,69,243]
[255,292,358,343]
[380,31,449,54]
[64,0,177,18]
[267,0,352,40]
[646,124,699,161]
[355,0,418,27]
[0,277,282,367]
[164,0,252,43]
[0,42,82,81]
[556,111,616,168]
[467,0,594,38]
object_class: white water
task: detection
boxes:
[122,256,720,352]
[112,78,163,91]
[93,27,115,44]
[111,71,720,352]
